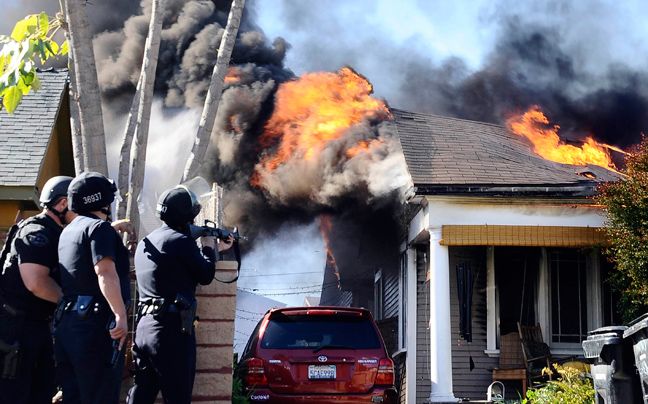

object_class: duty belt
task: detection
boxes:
[59,295,104,311]
[137,298,181,318]
[138,297,197,335]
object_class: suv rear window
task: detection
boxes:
[261,313,382,350]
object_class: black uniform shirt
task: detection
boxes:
[0,213,61,317]
[58,214,130,305]
[135,224,217,302]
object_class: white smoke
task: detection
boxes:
[106,100,200,234]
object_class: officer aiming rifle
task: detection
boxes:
[127,182,234,404]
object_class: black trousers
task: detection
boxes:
[0,314,56,404]
[54,311,125,404]
[127,313,196,404]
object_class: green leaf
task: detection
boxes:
[37,38,47,62]
[17,77,31,96]
[44,40,58,58]
[59,40,68,56]
[0,35,11,44]
[11,19,28,42]
[26,15,38,35]
[38,12,49,35]
[31,75,41,91]
[21,71,34,87]
[3,85,23,114]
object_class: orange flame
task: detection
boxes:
[251,68,391,186]
[346,139,386,158]
[224,67,241,84]
[506,105,616,169]
[319,215,341,289]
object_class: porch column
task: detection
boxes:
[428,226,458,403]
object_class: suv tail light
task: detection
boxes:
[242,358,268,386]
[375,357,395,385]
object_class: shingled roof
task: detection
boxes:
[0,69,68,188]
[391,108,617,196]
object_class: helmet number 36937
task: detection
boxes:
[83,193,102,205]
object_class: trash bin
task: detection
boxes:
[582,326,641,404]
[624,313,648,403]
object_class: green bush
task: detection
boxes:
[232,355,250,404]
[595,138,648,322]
[231,373,249,404]
[523,365,594,404]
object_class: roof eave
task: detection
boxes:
[413,183,598,198]
[0,186,39,209]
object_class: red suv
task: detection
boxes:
[237,306,398,403]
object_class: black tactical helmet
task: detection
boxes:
[39,176,73,208]
[68,172,117,213]
[156,186,201,225]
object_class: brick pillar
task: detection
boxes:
[194,261,238,403]
[193,182,238,403]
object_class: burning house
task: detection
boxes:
[389,107,619,402]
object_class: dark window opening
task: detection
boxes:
[550,250,587,343]
[496,247,539,339]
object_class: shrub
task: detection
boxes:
[232,355,250,404]
[595,137,648,322]
[523,364,594,404]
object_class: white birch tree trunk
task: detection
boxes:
[124,0,165,233]
[64,0,108,175]
[116,81,140,219]
[182,0,245,182]
[65,27,85,174]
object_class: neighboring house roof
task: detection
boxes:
[0,69,68,188]
[391,108,617,197]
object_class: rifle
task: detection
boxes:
[188,220,247,241]
[188,220,245,284]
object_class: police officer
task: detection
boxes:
[55,172,132,404]
[0,176,74,404]
[127,185,233,404]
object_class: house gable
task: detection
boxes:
[0,69,73,228]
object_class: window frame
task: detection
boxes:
[486,246,603,356]
[374,268,383,320]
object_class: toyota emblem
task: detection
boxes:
[318,356,328,362]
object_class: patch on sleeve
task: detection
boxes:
[27,232,50,247]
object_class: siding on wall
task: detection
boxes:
[449,246,499,401]
[338,290,353,307]
[383,264,399,319]
[416,246,431,403]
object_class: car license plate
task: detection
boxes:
[308,364,336,379]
